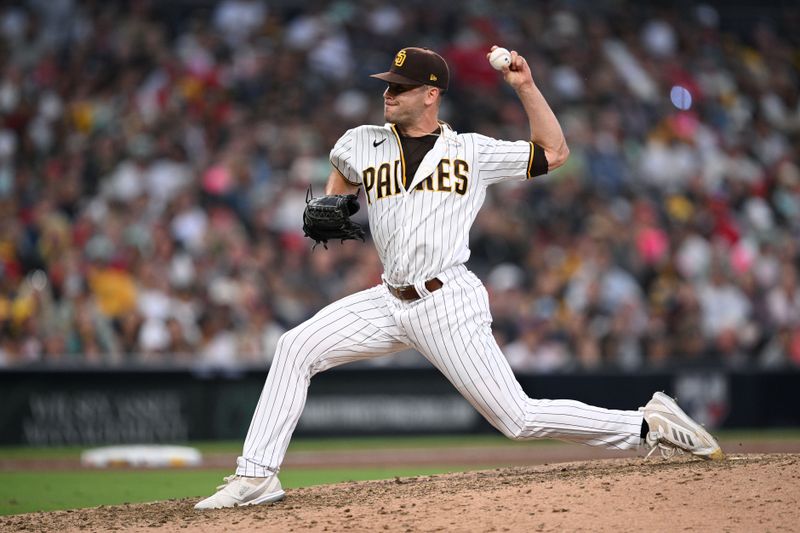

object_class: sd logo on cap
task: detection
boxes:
[372,47,449,91]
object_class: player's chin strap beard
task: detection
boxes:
[421,125,442,138]
[396,124,441,139]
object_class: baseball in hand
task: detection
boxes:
[488,47,511,71]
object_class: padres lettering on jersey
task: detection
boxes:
[330,123,541,287]
[362,157,469,201]
[234,126,646,484]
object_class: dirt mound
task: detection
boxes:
[2,454,798,533]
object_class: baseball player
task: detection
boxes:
[195,46,724,509]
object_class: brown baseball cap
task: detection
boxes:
[370,47,449,91]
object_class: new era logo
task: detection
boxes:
[430,74,437,81]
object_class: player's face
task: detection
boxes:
[383,83,427,125]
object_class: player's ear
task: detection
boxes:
[425,86,440,105]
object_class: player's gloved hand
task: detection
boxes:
[302,189,366,248]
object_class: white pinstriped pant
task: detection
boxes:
[237,265,643,477]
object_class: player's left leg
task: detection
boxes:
[196,286,411,509]
[238,285,410,477]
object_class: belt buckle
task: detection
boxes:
[388,283,417,301]
[388,278,442,301]
[392,285,403,299]
[387,283,401,299]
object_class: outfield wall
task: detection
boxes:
[0,368,798,446]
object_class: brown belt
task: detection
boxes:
[387,278,443,301]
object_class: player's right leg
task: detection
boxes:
[195,285,410,509]
[402,267,721,459]
[397,269,642,450]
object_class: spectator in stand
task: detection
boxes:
[0,1,797,370]
[696,264,753,366]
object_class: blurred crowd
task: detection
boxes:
[0,0,798,370]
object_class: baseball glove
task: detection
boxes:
[302,189,366,248]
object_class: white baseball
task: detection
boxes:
[489,47,511,71]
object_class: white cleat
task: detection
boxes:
[194,473,285,510]
[641,391,725,461]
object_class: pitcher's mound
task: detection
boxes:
[2,454,798,532]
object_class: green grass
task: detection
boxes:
[1,429,797,460]
[0,465,483,516]
[1,429,797,516]
[0,435,522,515]
[0,434,548,461]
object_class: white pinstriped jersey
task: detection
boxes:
[235,124,646,481]
[330,122,543,286]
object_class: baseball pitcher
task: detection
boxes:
[195,46,724,509]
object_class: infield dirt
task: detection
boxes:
[2,453,798,532]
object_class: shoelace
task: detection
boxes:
[644,431,685,459]
[216,474,239,490]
